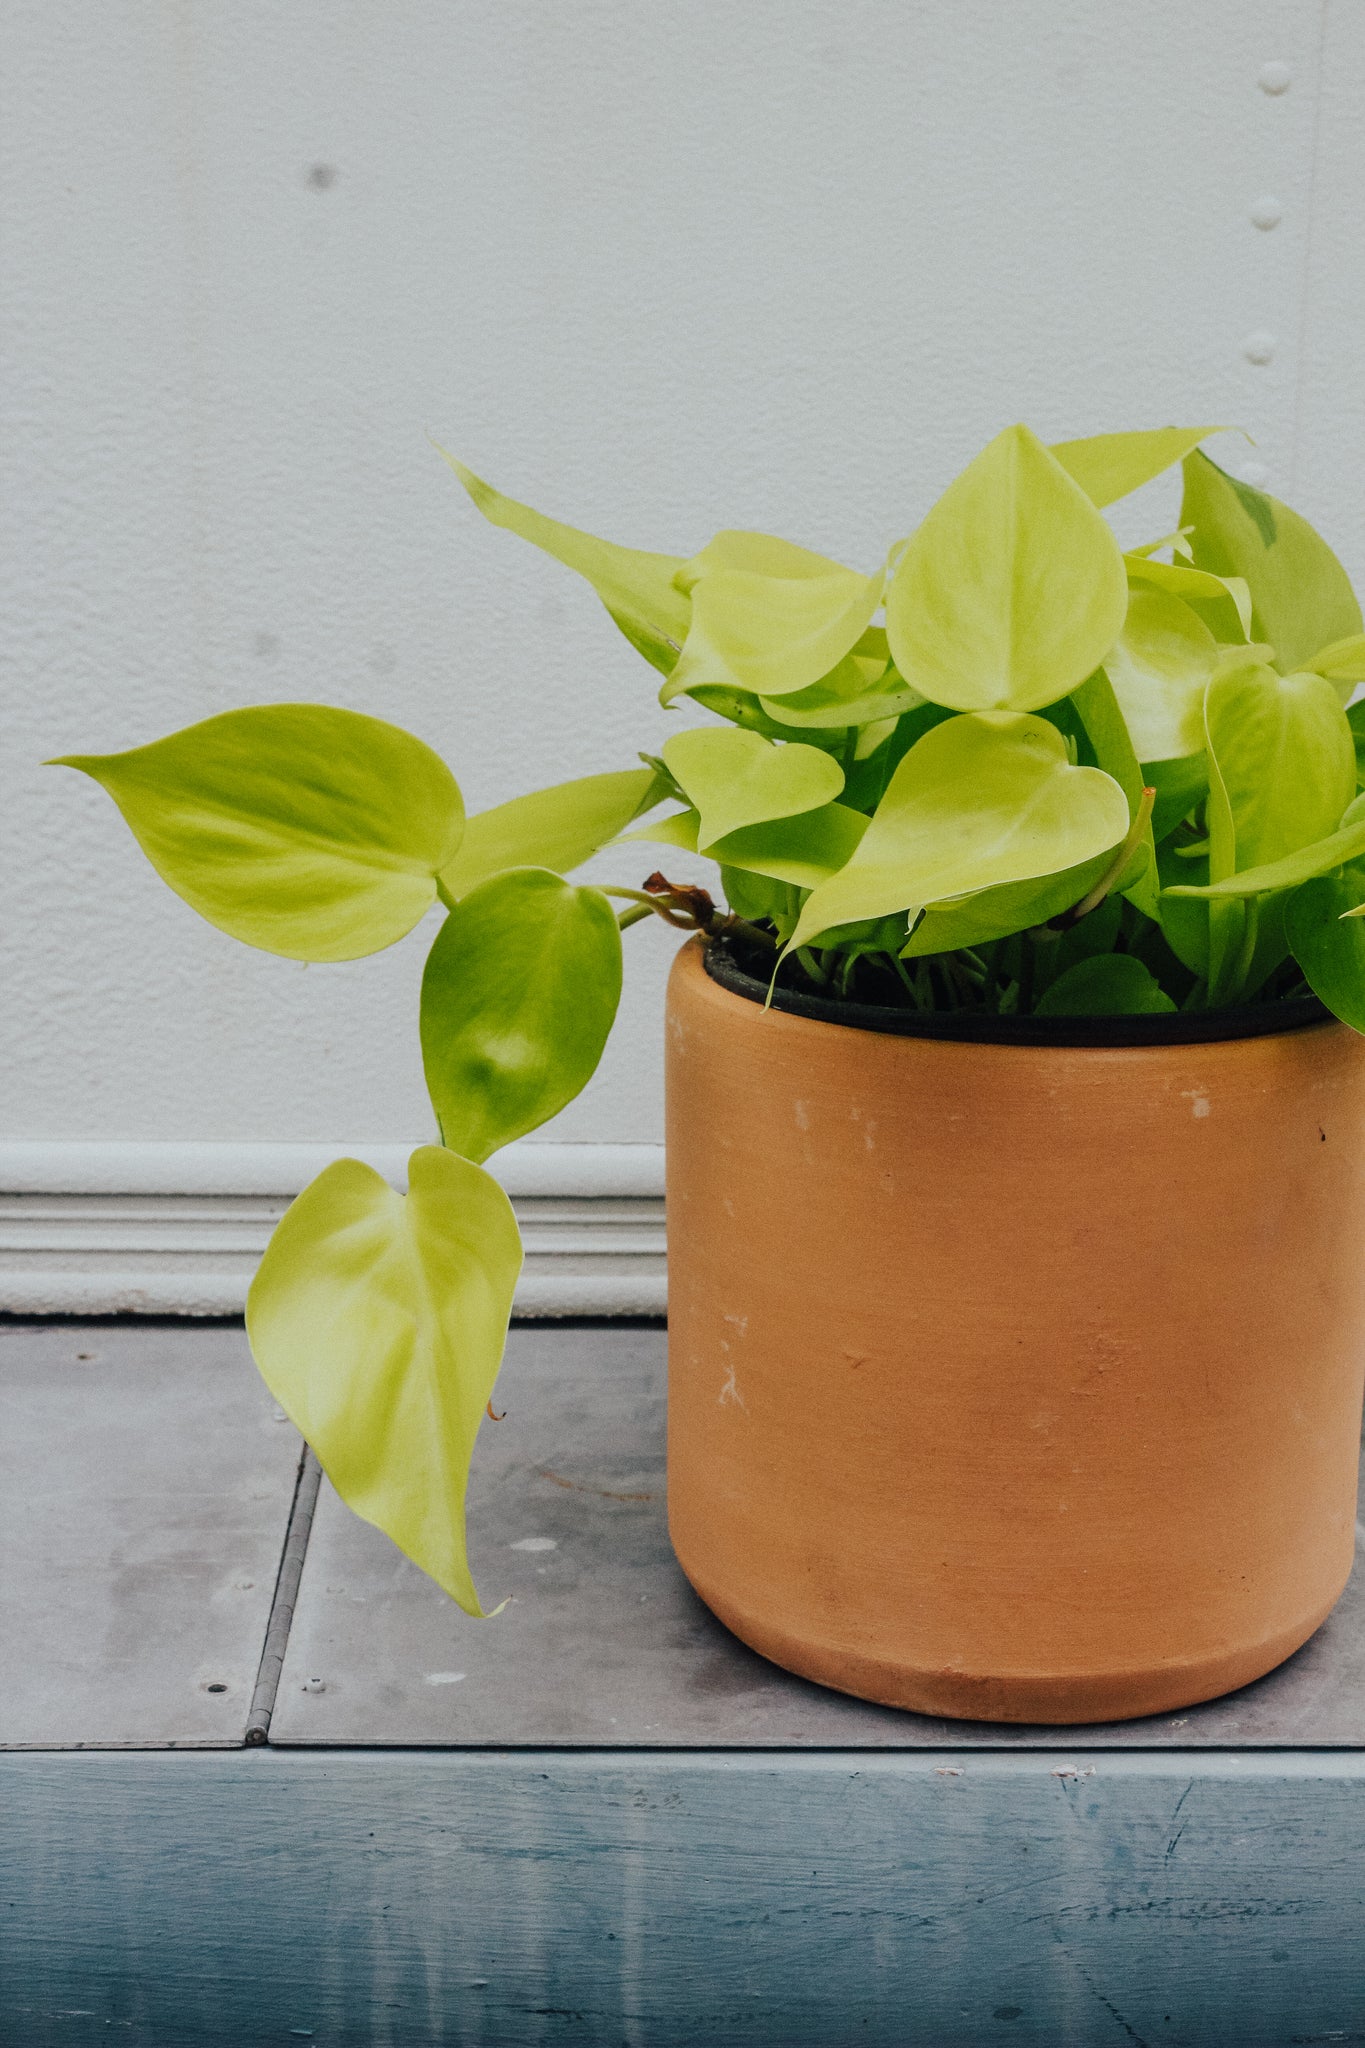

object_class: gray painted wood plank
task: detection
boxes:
[2,1749,1363,2047]
[274,1323,1365,1747]
[0,1322,302,1747]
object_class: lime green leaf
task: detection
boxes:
[854,715,900,760]
[1181,451,1362,674]
[622,799,867,889]
[1286,873,1365,1022]
[787,711,1128,950]
[1102,587,1218,762]
[674,684,796,738]
[660,726,844,850]
[1146,752,1209,841]
[1164,816,1365,899]
[1125,553,1252,644]
[1204,661,1356,876]
[53,705,464,962]
[1156,837,1210,976]
[1034,953,1176,1016]
[885,424,1128,713]
[1199,659,1353,999]
[246,1147,522,1616]
[719,864,787,924]
[1070,667,1160,918]
[674,529,860,593]
[440,452,690,674]
[421,869,621,1163]
[619,807,702,854]
[438,767,661,901]
[1350,700,1365,787]
[664,561,884,705]
[901,851,1114,957]
[1306,633,1365,698]
[760,671,923,730]
[1050,426,1225,508]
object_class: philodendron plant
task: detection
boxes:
[57,424,1365,1611]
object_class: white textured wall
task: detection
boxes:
[4,0,1363,1145]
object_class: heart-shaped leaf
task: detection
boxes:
[421,868,622,1163]
[246,1147,523,1616]
[442,452,691,674]
[1286,871,1365,1025]
[787,711,1129,950]
[886,424,1129,713]
[1306,634,1365,695]
[1147,752,1210,840]
[1163,814,1365,900]
[1125,553,1252,643]
[673,529,860,592]
[53,705,465,961]
[439,767,661,901]
[1200,660,1353,1000]
[901,851,1115,957]
[1204,661,1356,877]
[1033,953,1176,1016]
[1050,426,1225,508]
[1181,451,1362,674]
[663,561,884,705]
[623,800,867,888]
[1104,586,1219,762]
[760,669,924,730]
[661,726,844,850]
[1070,667,1160,918]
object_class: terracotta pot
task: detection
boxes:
[665,937,1365,1724]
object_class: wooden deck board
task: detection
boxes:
[3,1749,1364,2048]
[5,1319,1365,2043]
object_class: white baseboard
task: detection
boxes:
[0,1142,666,1318]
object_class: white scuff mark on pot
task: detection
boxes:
[863,1120,879,1151]
[1181,1088,1211,1119]
[718,1355,747,1411]
[794,1099,811,1131]
[424,1671,466,1686]
[510,1536,558,1553]
[933,1766,963,1777]
[1052,1765,1095,1780]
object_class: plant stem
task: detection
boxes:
[890,951,920,1004]
[1068,786,1158,923]
[1018,939,1035,1015]
[979,940,1002,1011]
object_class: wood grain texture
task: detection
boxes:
[3,1749,1364,2047]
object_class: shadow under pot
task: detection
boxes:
[663,934,1365,1725]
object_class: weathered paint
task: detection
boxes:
[3,1749,1364,2047]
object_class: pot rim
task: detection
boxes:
[702,934,1334,1048]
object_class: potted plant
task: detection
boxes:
[57,423,1365,1722]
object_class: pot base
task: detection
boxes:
[676,1550,1346,1725]
[666,940,1365,1730]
